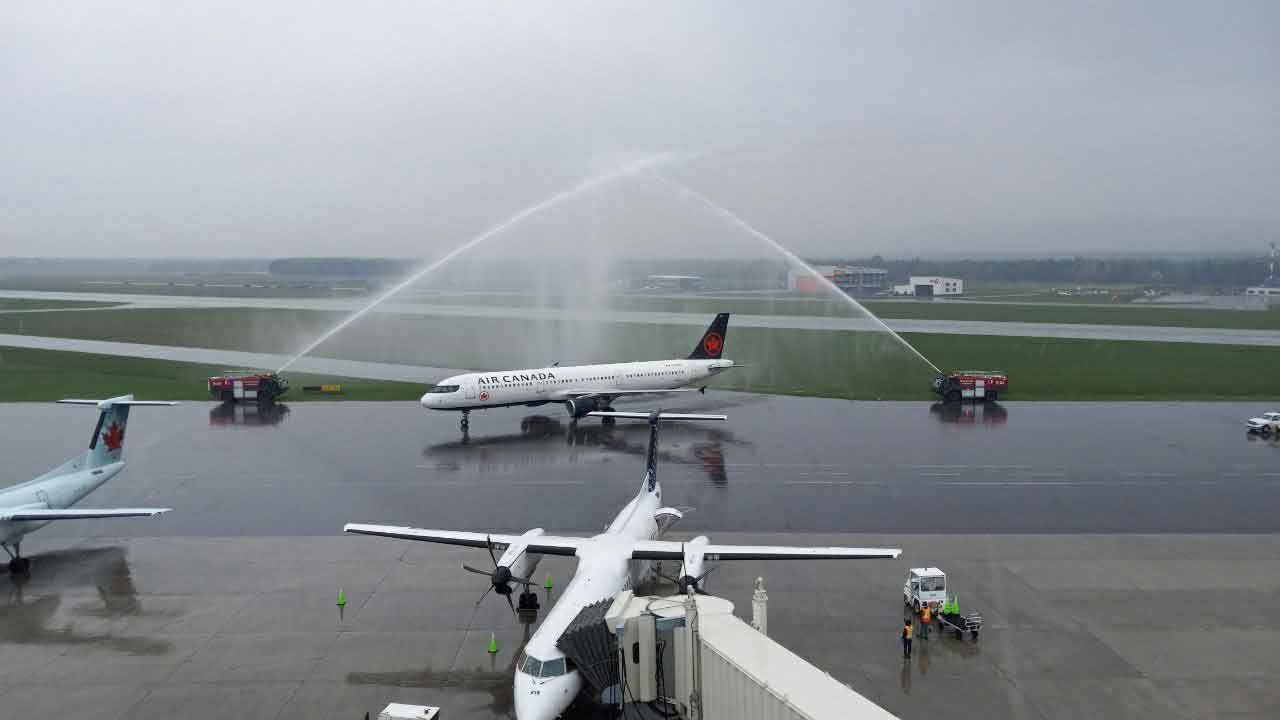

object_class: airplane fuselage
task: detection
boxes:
[421,358,734,413]
[0,461,124,545]
[513,480,665,720]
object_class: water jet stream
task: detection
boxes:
[652,172,943,375]
[277,153,685,373]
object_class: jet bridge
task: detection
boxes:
[560,588,898,720]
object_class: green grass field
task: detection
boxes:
[860,300,1280,330]
[0,347,424,402]
[2,304,1279,400]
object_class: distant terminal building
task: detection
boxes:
[644,274,705,291]
[789,265,887,295]
[893,276,964,297]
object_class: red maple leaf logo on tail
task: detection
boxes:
[703,333,723,356]
[101,422,125,452]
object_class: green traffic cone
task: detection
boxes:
[487,631,498,654]
[337,588,346,607]
[544,574,553,590]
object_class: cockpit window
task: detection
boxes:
[428,384,460,394]
[517,652,566,678]
[519,652,541,676]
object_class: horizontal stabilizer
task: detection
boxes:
[59,397,179,409]
[587,411,727,422]
[0,508,171,521]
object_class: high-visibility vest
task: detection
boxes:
[922,607,932,623]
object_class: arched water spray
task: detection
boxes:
[652,172,942,375]
[277,153,688,372]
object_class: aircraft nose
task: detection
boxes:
[420,392,433,408]
[513,671,578,720]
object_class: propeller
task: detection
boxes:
[462,535,533,614]
[658,542,717,595]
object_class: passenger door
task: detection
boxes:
[464,380,478,401]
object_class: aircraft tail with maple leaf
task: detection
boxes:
[1,395,176,574]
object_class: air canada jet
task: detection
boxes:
[422,313,736,430]
[1,396,174,575]
[345,409,901,720]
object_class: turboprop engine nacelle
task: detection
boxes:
[495,527,545,592]
[678,535,712,594]
[565,397,600,418]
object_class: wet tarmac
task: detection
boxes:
[2,395,1279,719]
[4,395,1278,537]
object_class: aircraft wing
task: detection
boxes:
[0,508,170,521]
[629,539,901,561]
[343,524,583,557]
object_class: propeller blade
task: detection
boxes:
[462,564,494,577]
[696,565,720,583]
[505,593,516,615]
[509,575,533,586]
[474,583,494,607]
[485,535,498,568]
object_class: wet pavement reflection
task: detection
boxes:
[1,545,174,654]
[209,401,291,427]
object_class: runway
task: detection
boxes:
[4,288,1280,346]
[2,394,1278,719]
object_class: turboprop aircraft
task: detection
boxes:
[1,395,174,575]
[421,313,736,431]
[345,409,901,720]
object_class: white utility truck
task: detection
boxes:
[903,567,947,612]
[1246,411,1280,435]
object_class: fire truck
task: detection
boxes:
[931,370,1008,403]
[208,371,289,403]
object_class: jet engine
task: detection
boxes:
[565,397,600,418]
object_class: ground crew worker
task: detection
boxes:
[920,603,932,639]
[902,617,913,658]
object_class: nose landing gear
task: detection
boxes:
[460,410,470,432]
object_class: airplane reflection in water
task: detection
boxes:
[1,545,176,655]
[930,401,1008,427]
[424,415,742,486]
[209,401,291,427]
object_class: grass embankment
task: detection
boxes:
[0,347,423,402]
[2,306,1279,401]
[0,298,122,311]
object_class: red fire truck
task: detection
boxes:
[208,371,289,403]
[931,370,1008,403]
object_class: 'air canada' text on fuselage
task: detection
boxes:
[479,373,556,385]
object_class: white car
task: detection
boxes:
[1246,411,1280,434]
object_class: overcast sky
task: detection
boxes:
[3,1,1277,258]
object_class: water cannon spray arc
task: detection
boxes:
[276,153,689,373]
[651,172,943,375]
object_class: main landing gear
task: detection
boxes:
[3,542,30,575]
[600,406,616,425]
[517,585,540,612]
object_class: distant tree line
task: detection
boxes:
[809,256,1275,288]
[267,258,414,277]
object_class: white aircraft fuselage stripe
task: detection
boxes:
[420,358,734,412]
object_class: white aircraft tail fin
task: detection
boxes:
[57,396,178,469]
[587,410,726,492]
